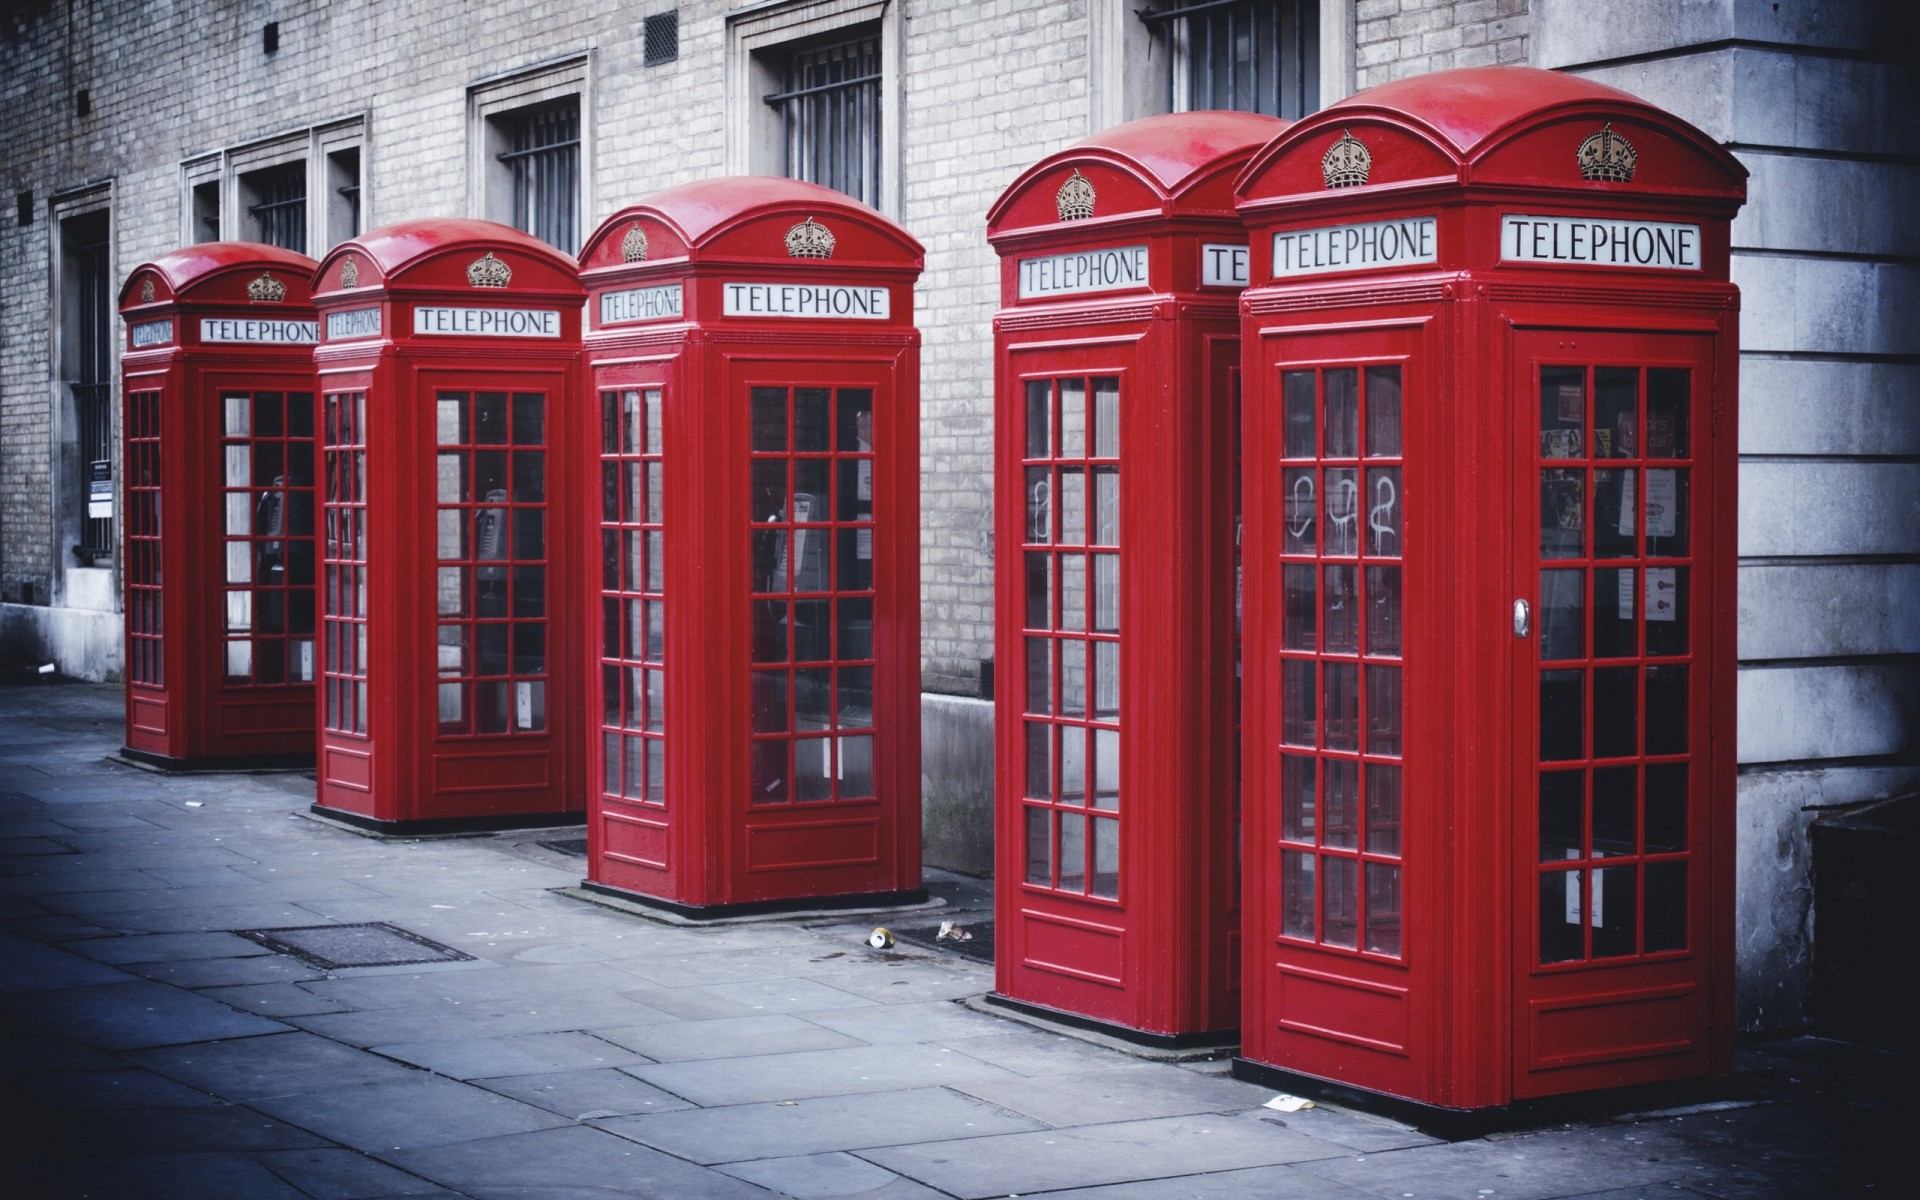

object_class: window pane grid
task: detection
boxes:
[1535,364,1696,965]
[1149,0,1320,121]
[500,101,580,253]
[748,386,878,805]
[768,32,882,208]
[1276,364,1403,958]
[219,391,316,687]
[125,389,165,685]
[1021,376,1122,902]
[599,389,667,807]
[321,392,368,734]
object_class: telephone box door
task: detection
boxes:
[1512,328,1721,1098]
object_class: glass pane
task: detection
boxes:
[1025,721,1051,798]
[1323,856,1358,948]
[840,735,873,798]
[1645,861,1688,952]
[1366,466,1401,557]
[1026,553,1051,629]
[1026,807,1053,885]
[1323,368,1358,458]
[512,393,545,445]
[1366,565,1402,657]
[751,460,786,525]
[1644,566,1688,655]
[793,388,829,452]
[792,599,829,661]
[1283,467,1316,555]
[1058,812,1086,893]
[1281,754,1316,842]
[1540,870,1584,963]
[1594,468,1637,558]
[436,395,465,443]
[750,387,787,451]
[1323,564,1357,654]
[1282,563,1316,650]
[1061,555,1086,631]
[1060,726,1086,806]
[1593,666,1638,759]
[1282,370,1316,458]
[1093,639,1119,719]
[1281,850,1315,939]
[1026,467,1052,544]
[1281,660,1316,747]
[1540,366,1584,459]
[1365,366,1402,458]
[1025,637,1051,714]
[1539,569,1585,661]
[1592,367,1637,460]
[646,531,664,591]
[751,669,788,733]
[1060,638,1086,718]
[1365,862,1402,956]
[226,444,250,487]
[645,390,664,452]
[1092,553,1118,632]
[1593,864,1637,958]
[794,459,828,509]
[1646,369,1689,458]
[796,738,831,801]
[513,508,545,560]
[1025,379,1051,458]
[1593,765,1637,857]
[1324,663,1358,751]
[473,393,508,444]
[1366,664,1401,757]
[838,597,873,660]
[1093,468,1119,545]
[225,393,250,436]
[1060,378,1086,458]
[1645,664,1688,755]
[1366,763,1401,856]
[837,665,871,726]
[1093,727,1119,811]
[751,739,786,803]
[1645,763,1688,851]
[836,388,872,452]
[1324,467,1359,556]
[1060,469,1085,545]
[1324,759,1358,849]
[1539,770,1583,861]
[1540,668,1584,762]
[1092,378,1120,459]
[795,666,831,731]
[1594,567,1637,658]
[1540,469,1584,559]
[1092,817,1119,899]
[1645,467,1688,558]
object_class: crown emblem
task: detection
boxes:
[1322,130,1372,189]
[1577,123,1637,183]
[139,278,155,303]
[247,272,287,302]
[340,255,360,288]
[1055,168,1096,220]
[467,252,512,288]
[621,223,650,263]
[784,217,835,259]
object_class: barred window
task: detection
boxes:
[495,99,580,253]
[763,29,882,208]
[241,162,307,254]
[1144,0,1320,120]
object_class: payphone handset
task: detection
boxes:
[769,492,829,593]
[255,475,289,635]
[476,488,510,583]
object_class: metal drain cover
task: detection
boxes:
[892,921,995,964]
[236,922,475,970]
[537,836,589,857]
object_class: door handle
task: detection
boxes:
[1513,599,1531,638]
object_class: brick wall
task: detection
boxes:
[1355,0,1531,87]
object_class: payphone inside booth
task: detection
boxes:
[575,179,926,916]
[985,112,1287,1044]
[118,244,321,767]
[1232,68,1746,1122]
[307,220,586,831]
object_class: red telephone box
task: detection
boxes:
[117,244,321,767]
[1233,68,1746,1121]
[575,179,925,915]
[307,220,586,831]
[985,112,1287,1043]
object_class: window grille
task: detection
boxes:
[245,162,307,253]
[66,214,114,563]
[643,11,680,66]
[497,100,580,253]
[764,31,882,209]
[1143,0,1319,121]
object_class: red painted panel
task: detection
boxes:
[323,744,372,791]
[214,696,313,735]
[129,695,168,737]
[1275,963,1411,1056]
[1021,908,1125,987]
[745,818,881,873]
[433,750,553,794]
[1529,986,1695,1071]
[603,808,669,871]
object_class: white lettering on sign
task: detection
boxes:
[324,307,382,340]
[600,283,684,325]
[721,282,891,320]
[412,306,561,337]
[130,319,174,348]
[199,317,320,344]
[1201,243,1250,289]
[1502,214,1701,270]
[1272,217,1437,278]
[1017,245,1149,299]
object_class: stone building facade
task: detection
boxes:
[1,0,1911,1036]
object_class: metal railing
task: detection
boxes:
[1142,0,1319,121]
[765,33,882,209]
[72,381,114,563]
[499,102,580,253]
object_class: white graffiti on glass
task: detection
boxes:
[1369,474,1399,555]
[1327,474,1359,554]
[1029,479,1052,542]
[1287,474,1316,543]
